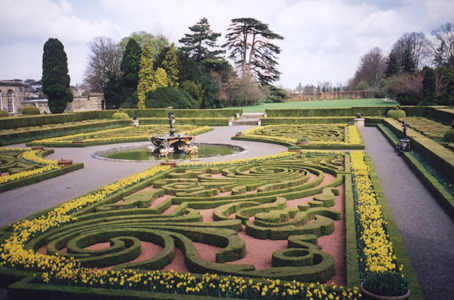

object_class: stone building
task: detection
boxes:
[0,80,24,114]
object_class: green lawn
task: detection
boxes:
[229,98,398,113]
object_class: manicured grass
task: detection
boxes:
[230,98,398,113]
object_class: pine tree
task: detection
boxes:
[155,68,168,89]
[162,43,179,87]
[401,47,416,74]
[137,44,155,109]
[385,50,399,78]
[179,17,224,63]
[421,67,438,105]
[42,38,73,114]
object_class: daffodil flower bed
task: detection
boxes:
[0,165,170,274]
[237,125,363,148]
[0,148,60,185]
[350,151,409,296]
[27,125,212,147]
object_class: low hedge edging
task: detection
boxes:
[0,163,84,193]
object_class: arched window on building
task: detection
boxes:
[7,90,14,113]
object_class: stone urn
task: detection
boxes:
[161,161,176,168]
[57,159,73,167]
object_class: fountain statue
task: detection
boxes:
[147,107,198,156]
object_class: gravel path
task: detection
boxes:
[360,127,454,300]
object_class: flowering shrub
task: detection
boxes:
[350,151,409,296]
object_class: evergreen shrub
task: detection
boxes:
[146,87,197,109]
[111,109,130,120]
[0,110,9,118]
[21,106,40,115]
[386,108,406,119]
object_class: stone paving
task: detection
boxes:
[1,125,453,299]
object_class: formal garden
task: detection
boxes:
[1,104,454,299]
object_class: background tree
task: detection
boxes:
[428,22,454,68]
[385,50,399,78]
[401,47,416,74]
[154,68,168,89]
[224,18,283,87]
[119,31,169,61]
[119,38,142,108]
[421,67,438,105]
[42,38,73,114]
[162,43,179,87]
[436,66,454,105]
[179,17,224,63]
[83,37,121,92]
[351,47,386,89]
[392,32,429,71]
[137,44,155,109]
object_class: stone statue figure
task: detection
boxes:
[168,107,175,136]
[402,121,408,138]
[356,112,362,119]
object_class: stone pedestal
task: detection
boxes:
[132,120,139,127]
[354,118,365,127]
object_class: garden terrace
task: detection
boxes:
[26,125,212,147]
[0,148,83,193]
[0,152,376,300]
[397,117,450,140]
[233,124,365,150]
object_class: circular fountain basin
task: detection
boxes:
[93,143,246,162]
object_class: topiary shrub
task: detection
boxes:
[386,108,406,119]
[0,110,9,117]
[444,121,454,142]
[21,106,40,115]
[288,145,301,151]
[111,109,130,119]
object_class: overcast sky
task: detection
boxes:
[0,0,453,90]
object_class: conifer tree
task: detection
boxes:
[154,68,168,89]
[162,43,179,87]
[121,39,142,91]
[179,17,224,63]
[401,47,416,74]
[385,50,399,78]
[137,44,155,109]
[224,18,283,86]
[42,38,73,114]
[421,67,437,105]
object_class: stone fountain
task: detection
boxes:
[147,107,198,156]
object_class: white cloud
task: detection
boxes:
[0,0,453,88]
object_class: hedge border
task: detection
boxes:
[0,163,84,193]
[383,118,454,184]
[378,124,454,217]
